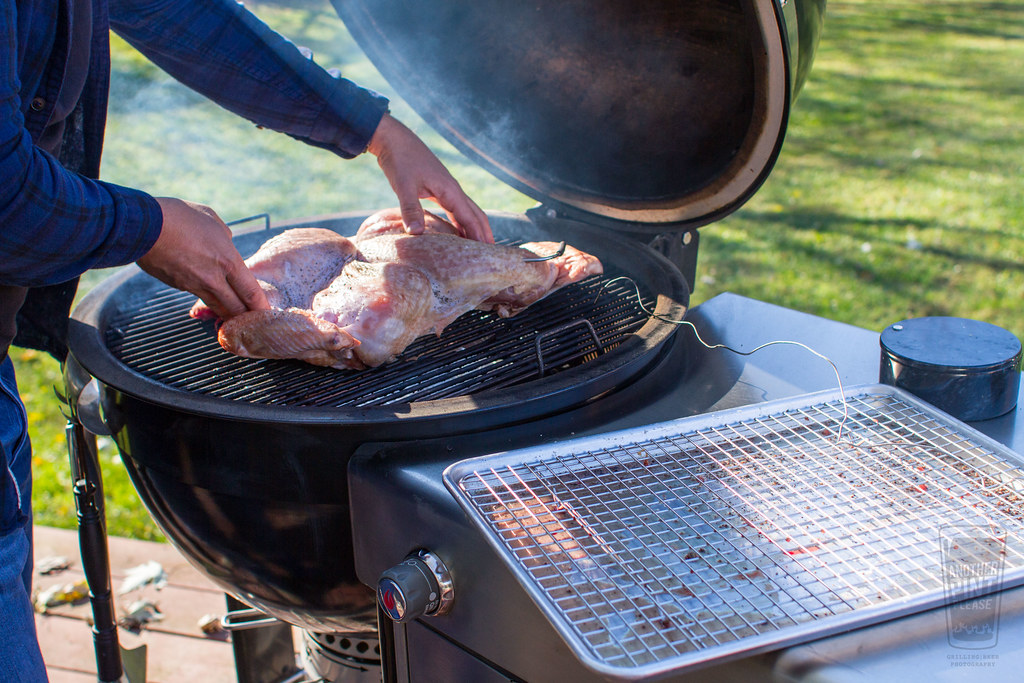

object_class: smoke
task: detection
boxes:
[103,74,396,222]
[102,0,531,227]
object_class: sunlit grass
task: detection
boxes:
[695,0,1023,333]
[19,0,1023,539]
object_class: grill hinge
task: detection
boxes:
[526,205,700,295]
[645,230,699,295]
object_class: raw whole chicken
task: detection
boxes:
[190,210,603,369]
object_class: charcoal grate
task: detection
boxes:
[445,386,1024,679]
[104,271,653,407]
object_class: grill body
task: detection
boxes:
[66,211,688,631]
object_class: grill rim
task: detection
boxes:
[67,211,688,426]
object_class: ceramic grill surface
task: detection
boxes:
[445,385,1024,679]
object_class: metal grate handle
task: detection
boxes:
[534,319,605,377]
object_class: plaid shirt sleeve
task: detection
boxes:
[0,1,163,288]
[109,0,391,159]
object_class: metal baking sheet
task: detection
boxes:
[443,384,1024,680]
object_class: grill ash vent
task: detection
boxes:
[104,274,653,408]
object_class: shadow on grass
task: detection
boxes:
[789,81,1019,177]
[740,205,1024,273]
[699,202,1022,326]
[888,2,1024,42]
[828,2,1024,42]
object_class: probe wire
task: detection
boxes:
[596,276,851,440]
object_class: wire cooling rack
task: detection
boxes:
[444,385,1024,680]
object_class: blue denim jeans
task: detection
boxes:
[0,356,48,681]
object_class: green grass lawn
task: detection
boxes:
[17,0,1024,540]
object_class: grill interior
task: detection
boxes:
[446,388,1024,677]
[104,268,654,407]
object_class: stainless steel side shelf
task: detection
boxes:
[445,385,1024,680]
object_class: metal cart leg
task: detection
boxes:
[66,419,123,683]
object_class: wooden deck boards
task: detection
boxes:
[31,526,297,682]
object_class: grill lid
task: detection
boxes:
[330,0,825,232]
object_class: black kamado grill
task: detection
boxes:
[66,214,688,633]
[78,1,1019,681]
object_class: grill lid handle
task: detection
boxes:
[62,355,111,437]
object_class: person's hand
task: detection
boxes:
[137,198,269,319]
[367,113,493,243]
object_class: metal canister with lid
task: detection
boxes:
[879,316,1022,421]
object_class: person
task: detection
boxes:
[0,0,493,679]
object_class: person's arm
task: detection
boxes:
[0,2,266,318]
[109,0,388,158]
[138,198,268,319]
[367,114,493,243]
[109,0,492,242]
[0,1,161,286]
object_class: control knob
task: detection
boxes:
[377,550,453,622]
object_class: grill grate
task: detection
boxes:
[445,387,1024,679]
[104,271,653,407]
